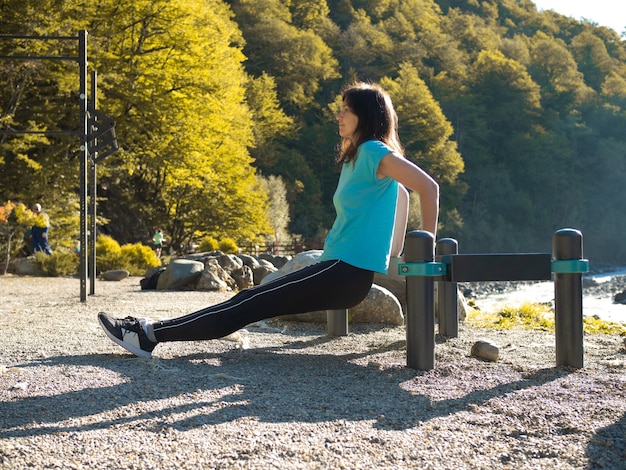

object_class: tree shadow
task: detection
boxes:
[0,338,573,438]
[585,411,626,468]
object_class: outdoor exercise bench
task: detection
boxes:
[327,228,588,371]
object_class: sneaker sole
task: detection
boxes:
[98,315,153,358]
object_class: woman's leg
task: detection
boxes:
[153,260,374,342]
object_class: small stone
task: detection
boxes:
[471,340,500,362]
[100,269,130,281]
[613,290,626,304]
[11,381,28,391]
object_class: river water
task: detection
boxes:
[473,270,626,324]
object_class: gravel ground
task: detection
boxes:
[1,275,624,469]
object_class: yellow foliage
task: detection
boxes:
[96,235,122,256]
[32,212,49,228]
[0,201,15,223]
[120,243,161,275]
[96,235,161,275]
[198,236,219,252]
[468,302,554,331]
[468,301,626,336]
[583,316,626,335]
[218,238,239,254]
[95,235,123,273]
[0,201,32,226]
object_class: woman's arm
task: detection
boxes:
[377,151,439,237]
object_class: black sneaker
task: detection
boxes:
[98,312,157,358]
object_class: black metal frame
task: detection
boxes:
[0,32,118,301]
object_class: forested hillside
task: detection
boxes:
[2,0,626,263]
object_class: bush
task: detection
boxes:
[198,236,219,252]
[121,242,161,276]
[32,250,79,277]
[25,235,161,277]
[468,300,626,336]
[218,237,238,254]
[468,301,554,331]
[0,201,33,262]
[95,235,124,273]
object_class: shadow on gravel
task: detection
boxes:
[585,412,626,468]
[0,339,573,437]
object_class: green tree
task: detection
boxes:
[528,33,595,114]
[336,9,395,81]
[469,50,541,136]
[442,6,501,58]
[65,0,272,250]
[258,174,291,247]
[290,0,339,42]
[0,201,29,270]
[571,32,616,91]
[0,29,84,212]
[453,50,544,251]
[229,0,340,112]
[380,63,465,232]
[5,0,626,265]
[245,73,295,170]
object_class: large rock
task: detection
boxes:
[614,290,626,304]
[435,283,469,322]
[252,265,277,285]
[261,250,322,284]
[231,265,254,290]
[259,253,291,269]
[471,340,500,362]
[100,269,130,281]
[196,259,236,292]
[257,258,276,268]
[157,259,204,290]
[279,284,403,325]
[214,253,244,272]
[376,257,469,321]
[374,257,405,310]
[262,251,403,325]
[13,258,45,276]
[350,284,403,325]
[239,253,261,270]
[161,251,278,292]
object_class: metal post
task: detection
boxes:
[404,230,436,370]
[436,238,459,337]
[89,70,97,295]
[78,30,88,302]
[552,229,584,368]
[327,309,349,336]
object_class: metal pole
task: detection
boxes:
[552,229,584,368]
[436,238,459,337]
[327,309,348,336]
[78,30,88,302]
[89,70,97,295]
[404,230,435,370]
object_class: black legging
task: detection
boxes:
[153,260,374,342]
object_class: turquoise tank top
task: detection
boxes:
[320,140,399,274]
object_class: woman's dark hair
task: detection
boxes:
[336,82,403,165]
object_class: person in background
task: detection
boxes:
[30,203,52,255]
[98,82,440,359]
[153,229,164,257]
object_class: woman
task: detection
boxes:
[152,229,164,257]
[98,82,439,358]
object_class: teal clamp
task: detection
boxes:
[551,259,590,274]
[398,261,447,277]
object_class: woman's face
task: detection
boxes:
[336,101,358,139]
